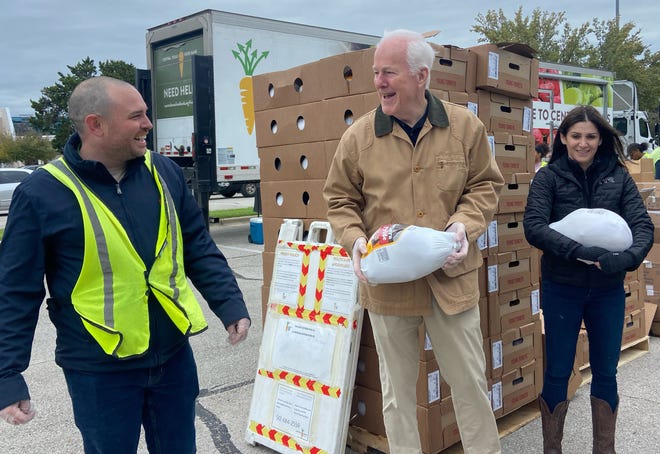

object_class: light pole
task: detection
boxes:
[616,0,620,28]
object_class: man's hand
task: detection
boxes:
[1,400,36,425]
[227,318,251,345]
[352,237,369,282]
[442,222,468,269]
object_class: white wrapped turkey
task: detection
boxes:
[549,208,632,251]
[360,224,460,284]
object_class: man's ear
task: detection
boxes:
[419,67,429,87]
[83,114,104,137]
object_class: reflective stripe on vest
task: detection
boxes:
[43,152,207,358]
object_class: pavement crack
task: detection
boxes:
[198,379,255,398]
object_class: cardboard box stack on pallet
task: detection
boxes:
[471,42,544,435]
[254,41,542,453]
[634,182,660,337]
[253,41,655,453]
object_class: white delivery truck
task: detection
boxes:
[533,61,654,153]
[612,80,656,150]
[144,9,379,198]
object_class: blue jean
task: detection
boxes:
[63,342,199,454]
[541,280,624,412]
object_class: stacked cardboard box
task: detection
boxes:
[253,47,378,320]
[253,42,543,453]
[467,43,544,426]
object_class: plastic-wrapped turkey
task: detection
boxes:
[549,208,632,251]
[360,224,460,284]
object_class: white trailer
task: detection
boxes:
[145,9,379,197]
[533,61,653,153]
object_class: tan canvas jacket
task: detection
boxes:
[323,92,504,315]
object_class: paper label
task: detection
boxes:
[272,384,314,442]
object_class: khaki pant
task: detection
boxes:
[369,301,500,454]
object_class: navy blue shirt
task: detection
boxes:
[0,133,249,409]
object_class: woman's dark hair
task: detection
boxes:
[549,105,626,166]
[535,142,550,158]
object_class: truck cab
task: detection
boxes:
[612,80,656,152]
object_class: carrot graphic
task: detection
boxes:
[232,39,269,135]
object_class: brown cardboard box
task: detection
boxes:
[428,44,476,93]
[621,308,645,347]
[490,132,532,177]
[646,211,660,243]
[417,358,451,407]
[567,363,582,400]
[255,101,327,147]
[488,213,526,255]
[252,47,376,112]
[476,90,533,134]
[255,94,375,148]
[469,43,539,99]
[624,280,644,316]
[440,398,461,450]
[579,328,590,367]
[644,302,657,334]
[252,61,325,112]
[488,284,541,336]
[314,47,376,100]
[260,179,327,219]
[262,251,276,289]
[626,158,655,183]
[492,359,542,418]
[259,140,338,182]
[429,90,479,110]
[361,311,376,348]
[261,285,269,327]
[350,385,447,451]
[490,319,543,378]
[350,385,386,437]
[356,345,381,392]
[497,177,530,214]
[494,218,530,253]
[642,243,660,306]
[486,248,534,294]
[417,404,445,454]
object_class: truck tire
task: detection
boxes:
[220,189,237,198]
[240,182,258,198]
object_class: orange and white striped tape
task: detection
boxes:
[258,368,341,398]
[248,420,326,454]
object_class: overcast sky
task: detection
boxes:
[2,0,658,116]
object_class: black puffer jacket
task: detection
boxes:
[523,153,653,288]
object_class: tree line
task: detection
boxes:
[3,7,659,163]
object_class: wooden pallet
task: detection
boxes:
[347,426,388,454]
[347,336,650,454]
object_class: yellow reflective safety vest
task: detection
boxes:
[43,152,208,358]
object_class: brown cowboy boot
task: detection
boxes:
[591,396,618,453]
[539,396,569,454]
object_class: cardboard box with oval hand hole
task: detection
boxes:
[468,42,539,99]
[350,385,446,454]
[251,47,376,113]
[489,319,543,379]
[475,90,533,135]
[428,43,476,93]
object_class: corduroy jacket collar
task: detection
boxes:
[374,90,449,137]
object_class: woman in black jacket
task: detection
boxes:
[523,105,653,453]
